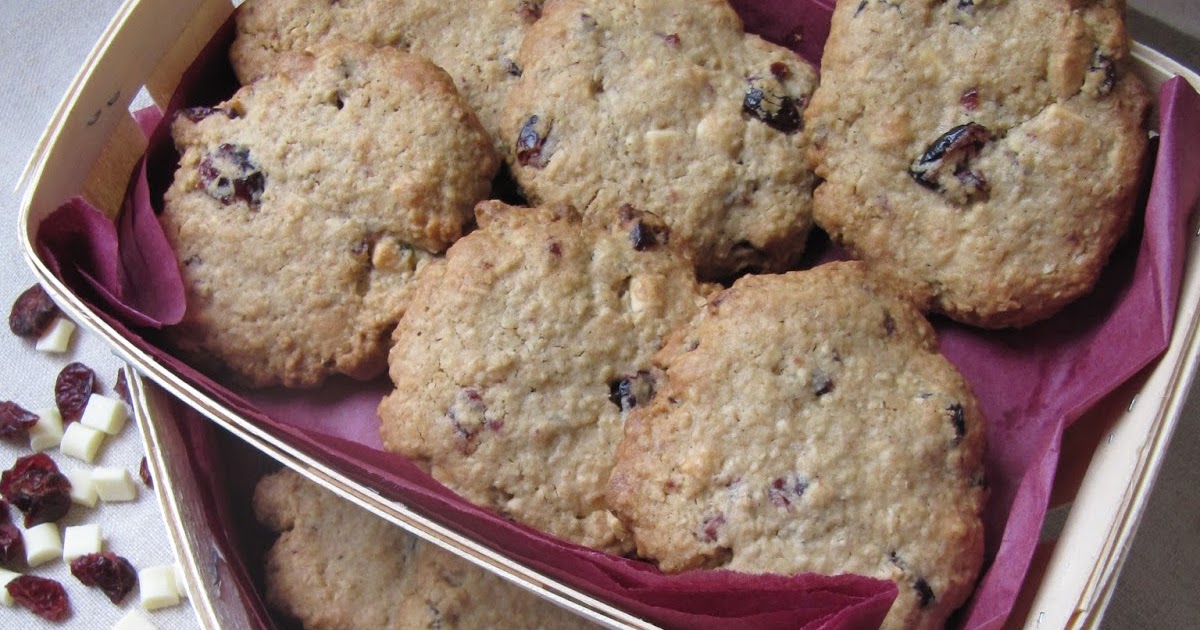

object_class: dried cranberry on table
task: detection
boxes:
[8,284,59,339]
[139,456,153,489]
[0,500,23,565]
[0,401,39,441]
[55,362,97,423]
[70,552,138,604]
[0,453,73,527]
[6,574,71,621]
[113,368,131,405]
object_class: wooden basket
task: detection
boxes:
[16,1,1200,628]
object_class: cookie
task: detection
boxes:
[606,262,987,630]
[394,537,586,630]
[231,0,545,147]
[500,0,819,280]
[805,0,1151,328]
[161,44,497,388]
[253,469,419,630]
[253,469,586,630]
[378,200,709,553]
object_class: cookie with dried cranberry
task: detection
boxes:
[253,469,585,630]
[607,262,987,630]
[500,0,818,280]
[805,0,1151,328]
[161,44,497,388]
[231,0,544,148]
[378,200,709,553]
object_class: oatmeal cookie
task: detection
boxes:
[378,200,708,553]
[231,0,545,147]
[161,44,497,388]
[607,262,987,630]
[805,0,1152,328]
[500,0,819,280]
[254,469,586,629]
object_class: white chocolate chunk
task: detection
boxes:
[64,468,99,508]
[113,608,159,630]
[60,422,106,462]
[0,568,19,606]
[80,394,129,435]
[62,523,103,561]
[24,522,62,567]
[34,316,76,353]
[92,466,138,502]
[173,563,188,599]
[138,564,181,611]
[28,407,64,452]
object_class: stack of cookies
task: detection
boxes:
[158,0,1152,627]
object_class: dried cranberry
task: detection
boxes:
[446,388,492,454]
[948,403,966,444]
[813,372,835,397]
[960,87,980,111]
[113,368,131,405]
[55,361,97,423]
[913,577,935,608]
[743,77,802,134]
[660,32,681,48]
[882,312,896,336]
[8,284,59,339]
[0,501,22,565]
[767,473,809,509]
[769,62,790,80]
[546,242,562,257]
[0,521,21,565]
[515,115,553,168]
[617,205,670,251]
[700,513,726,542]
[0,401,39,441]
[6,575,70,621]
[517,0,541,22]
[908,122,993,204]
[198,143,266,205]
[177,106,237,123]
[608,371,655,412]
[0,453,73,527]
[139,457,153,489]
[500,56,522,77]
[70,552,138,604]
[1086,49,1116,97]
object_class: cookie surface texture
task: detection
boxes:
[500,0,818,280]
[253,469,419,630]
[607,262,987,630]
[231,0,544,147]
[378,201,707,553]
[805,0,1151,328]
[254,469,587,630]
[161,44,497,388]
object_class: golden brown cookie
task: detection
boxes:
[254,469,588,629]
[500,0,819,280]
[607,262,987,630]
[805,0,1152,328]
[378,200,709,553]
[161,44,497,388]
[231,0,545,148]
